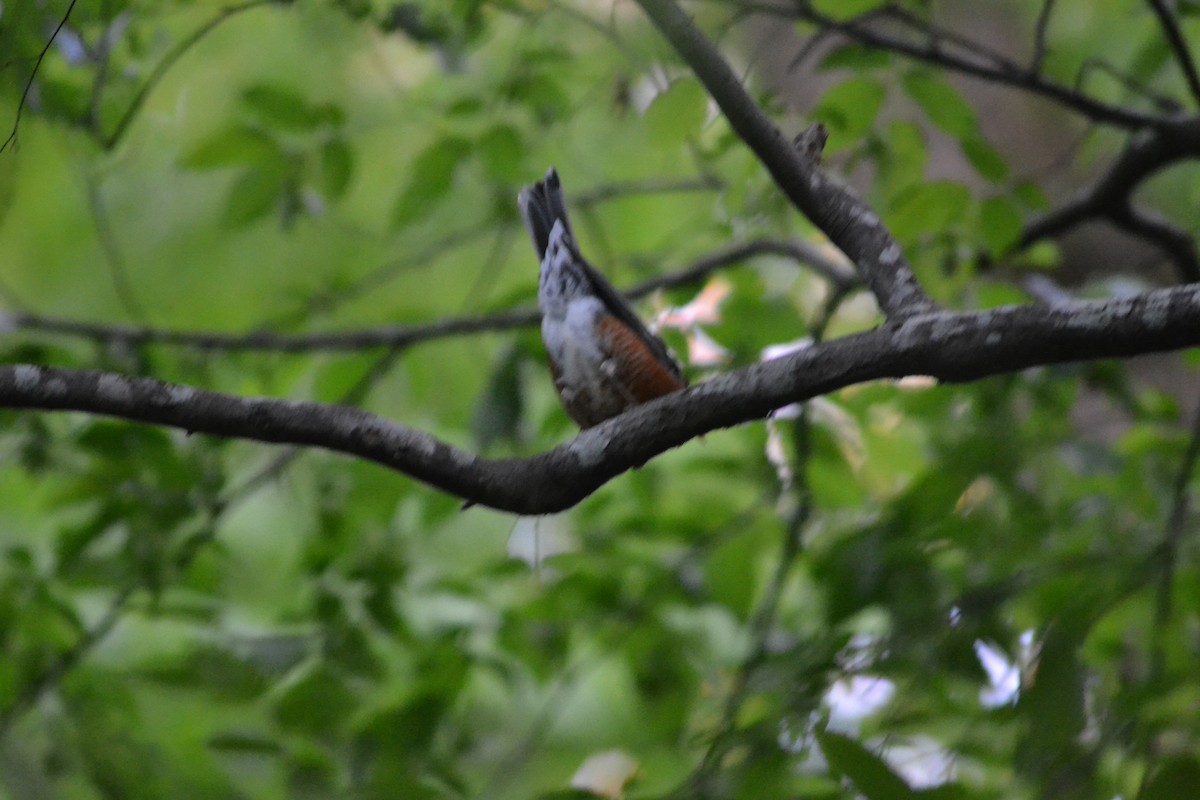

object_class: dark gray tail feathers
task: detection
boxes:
[518,167,573,260]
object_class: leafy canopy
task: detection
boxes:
[0,1,1198,798]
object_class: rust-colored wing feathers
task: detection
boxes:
[596,314,687,403]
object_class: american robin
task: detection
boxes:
[518,168,687,429]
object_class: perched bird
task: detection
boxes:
[518,168,687,428]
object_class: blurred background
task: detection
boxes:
[0,1,1197,797]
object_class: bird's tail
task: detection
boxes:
[518,167,575,260]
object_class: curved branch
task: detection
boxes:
[6,306,538,352]
[745,0,1165,129]
[5,284,1200,514]
[6,238,852,352]
[1112,205,1200,282]
[637,238,857,293]
[574,175,723,206]
[0,0,80,155]
[1030,0,1057,73]
[635,0,937,320]
[1017,121,1200,281]
[100,0,276,150]
[84,169,145,319]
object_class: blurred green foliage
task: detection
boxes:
[0,1,1198,798]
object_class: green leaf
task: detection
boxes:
[1138,756,1200,800]
[644,77,708,147]
[206,732,283,755]
[471,344,525,450]
[138,643,268,700]
[391,135,470,228]
[976,281,1029,309]
[312,103,346,128]
[0,147,16,230]
[878,120,927,195]
[503,72,570,123]
[241,84,342,132]
[1014,180,1049,210]
[886,181,972,242]
[817,731,918,799]
[811,0,886,21]
[312,354,378,403]
[814,76,887,146]
[902,71,977,139]
[181,125,282,170]
[1128,34,1173,83]
[77,422,175,461]
[961,134,1009,183]
[61,672,217,800]
[317,138,353,199]
[1021,240,1060,270]
[979,195,1023,253]
[38,75,90,121]
[271,661,357,736]
[477,123,524,182]
[224,164,289,227]
[818,43,891,71]
[703,530,762,619]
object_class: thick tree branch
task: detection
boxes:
[635,0,937,320]
[4,285,1200,514]
[6,239,851,352]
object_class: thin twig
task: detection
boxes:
[727,0,1165,129]
[1016,121,1200,281]
[685,287,848,793]
[787,26,838,73]
[7,305,538,352]
[87,21,112,132]
[0,0,81,155]
[6,238,851,353]
[1030,0,1057,73]
[0,585,135,740]
[574,175,723,206]
[883,5,1016,71]
[266,173,723,328]
[1076,58,1182,113]
[1112,204,1200,282]
[1146,0,1200,109]
[276,222,500,328]
[1150,393,1200,680]
[83,168,146,320]
[100,0,276,150]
